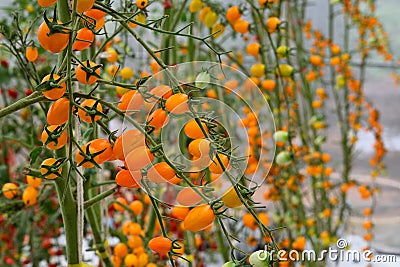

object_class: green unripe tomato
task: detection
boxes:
[222,261,235,267]
[273,131,289,143]
[276,151,293,166]
[276,64,294,77]
[276,45,289,58]
[195,71,211,89]
[249,250,270,267]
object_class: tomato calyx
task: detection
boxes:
[43,9,71,36]
[43,124,66,147]
[76,99,108,122]
[76,143,107,168]
[170,240,183,257]
[210,199,226,215]
[40,158,66,179]
[36,68,64,93]
[76,60,102,84]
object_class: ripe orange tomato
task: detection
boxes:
[124,254,138,267]
[129,200,144,215]
[41,125,68,150]
[165,93,189,115]
[115,169,141,188]
[112,130,145,161]
[113,197,128,212]
[266,17,281,32]
[243,213,257,230]
[47,98,70,125]
[148,236,172,255]
[183,204,215,232]
[221,187,242,208]
[261,79,276,91]
[233,19,249,34]
[147,162,176,183]
[117,90,144,113]
[26,176,42,188]
[226,6,242,23]
[149,85,173,102]
[184,119,208,139]
[40,158,62,179]
[171,206,190,220]
[2,183,19,199]
[114,243,128,258]
[83,9,106,30]
[75,139,113,168]
[41,74,66,100]
[124,146,154,171]
[38,0,57,7]
[75,61,101,85]
[128,13,147,28]
[147,108,169,130]
[77,99,103,123]
[246,43,261,57]
[136,0,148,9]
[73,28,95,51]
[76,0,95,13]
[25,46,38,62]
[188,139,211,158]
[176,187,202,206]
[127,236,143,250]
[22,187,38,206]
[209,153,229,174]
[38,20,69,53]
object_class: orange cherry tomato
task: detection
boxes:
[124,146,154,171]
[149,85,173,102]
[117,90,144,113]
[183,204,215,232]
[77,99,103,123]
[38,20,69,53]
[76,0,95,13]
[112,130,145,161]
[165,93,189,115]
[75,61,101,85]
[25,46,38,62]
[148,236,172,255]
[147,108,169,130]
[184,119,208,139]
[176,187,203,206]
[47,98,70,125]
[41,125,68,150]
[115,169,141,188]
[40,158,63,179]
[38,0,57,7]
[41,74,66,100]
[146,162,176,183]
[2,183,19,199]
[75,139,113,168]
[73,28,95,51]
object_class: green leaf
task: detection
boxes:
[29,146,43,165]
[181,12,187,22]
[83,127,94,140]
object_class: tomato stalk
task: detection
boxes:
[84,175,115,267]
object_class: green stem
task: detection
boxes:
[0,92,45,119]
[55,148,79,265]
[216,224,229,262]
[84,177,115,267]
[84,186,117,210]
